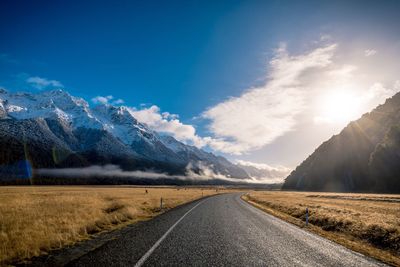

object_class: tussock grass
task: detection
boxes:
[0,186,222,265]
[243,191,400,266]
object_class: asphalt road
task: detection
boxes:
[45,193,385,266]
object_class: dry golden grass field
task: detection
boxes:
[0,186,225,265]
[243,191,400,266]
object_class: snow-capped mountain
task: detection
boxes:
[0,88,103,128]
[0,88,249,180]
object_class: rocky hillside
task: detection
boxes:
[283,92,400,193]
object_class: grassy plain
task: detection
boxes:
[0,186,224,265]
[243,191,400,266]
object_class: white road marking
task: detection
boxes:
[134,198,207,267]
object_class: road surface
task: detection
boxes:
[36,193,386,266]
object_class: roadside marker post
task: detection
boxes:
[160,197,163,210]
[305,208,309,226]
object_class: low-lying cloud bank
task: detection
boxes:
[36,163,280,184]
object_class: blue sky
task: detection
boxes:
[1,0,400,172]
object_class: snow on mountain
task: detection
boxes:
[91,104,158,146]
[0,89,157,144]
[0,88,103,129]
[0,88,173,148]
[159,135,191,153]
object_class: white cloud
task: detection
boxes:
[236,160,286,170]
[128,105,239,153]
[91,95,124,105]
[327,64,357,79]
[364,49,377,57]
[129,105,207,147]
[26,76,63,89]
[92,95,113,104]
[364,82,398,104]
[202,44,337,154]
[162,111,179,120]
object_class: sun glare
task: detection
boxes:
[315,90,362,124]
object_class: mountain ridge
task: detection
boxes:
[0,88,249,181]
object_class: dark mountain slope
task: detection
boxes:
[369,124,400,192]
[0,118,88,179]
[283,92,400,193]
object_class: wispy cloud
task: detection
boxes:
[236,160,290,171]
[202,44,337,154]
[127,44,340,155]
[364,82,398,103]
[91,95,124,105]
[364,49,377,57]
[26,76,63,90]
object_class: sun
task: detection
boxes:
[315,90,362,124]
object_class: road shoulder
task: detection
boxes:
[241,193,396,266]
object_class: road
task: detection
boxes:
[39,193,386,266]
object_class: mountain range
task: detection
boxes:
[283,91,400,193]
[0,88,249,183]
